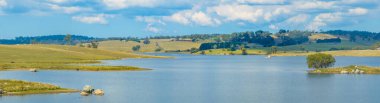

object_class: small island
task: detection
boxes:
[306,53,380,74]
[0,80,78,95]
[309,65,380,74]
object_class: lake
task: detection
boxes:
[1,54,380,103]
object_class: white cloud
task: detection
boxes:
[146,24,160,33]
[307,13,343,31]
[136,16,166,25]
[286,14,309,23]
[72,14,115,24]
[165,9,220,26]
[237,0,285,4]
[348,7,368,15]
[48,0,67,3]
[102,0,160,10]
[294,1,336,9]
[49,4,92,14]
[0,0,7,7]
[210,4,264,23]
[269,24,278,30]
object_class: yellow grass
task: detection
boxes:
[98,39,201,52]
[0,80,78,95]
[309,65,380,74]
[0,44,162,71]
[195,49,266,55]
[272,50,380,57]
[309,34,338,40]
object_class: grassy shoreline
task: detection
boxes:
[309,65,380,74]
[0,44,166,71]
[193,49,380,57]
[0,80,78,95]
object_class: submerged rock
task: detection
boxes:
[340,70,348,74]
[93,89,105,95]
[80,91,90,96]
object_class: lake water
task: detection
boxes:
[1,54,380,103]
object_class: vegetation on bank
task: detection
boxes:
[193,49,266,55]
[0,80,78,95]
[309,65,380,74]
[0,44,162,71]
[305,53,380,74]
[272,50,380,57]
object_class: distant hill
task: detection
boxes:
[0,35,101,45]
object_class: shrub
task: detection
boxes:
[132,45,141,51]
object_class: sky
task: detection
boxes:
[0,0,379,39]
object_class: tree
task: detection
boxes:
[200,51,206,55]
[307,53,336,69]
[242,48,248,55]
[270,46,278,54]
[189,47,198,54]
[143,38,150,44]
[64,34,72,45]
[132,45,141,51]
[155,47,163,52]
[90,42,99,48]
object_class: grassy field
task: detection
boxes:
[309,65,380,74]
[275,41,371,51]
[272,50,380,57]
[0,80,78,95]
[0,44,162,71]
[308,34,338,41]
[194,49,266,55]
[97,39,201,52]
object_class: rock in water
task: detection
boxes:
[359,70,365,74]
[80,91,90,96]
[340,70,348,74]
[0,89,3,95]
[354,69,360,74]
[93,89,105,95]
[29,69,37,72]
[82,85,94,93]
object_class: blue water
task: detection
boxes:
[1,54,380,103]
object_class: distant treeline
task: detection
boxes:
[0,35,100,45]
[323,30,380,42]
[199,42,245,51]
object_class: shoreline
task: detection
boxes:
[308,65,380,74]
[4,89,80,96]
[0,80,79,96]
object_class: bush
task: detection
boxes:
[242,48,248,55]
[132,45,141,51]
[307,53,336,69]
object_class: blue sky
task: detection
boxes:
[0,0,379,39]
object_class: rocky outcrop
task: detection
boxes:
[93,89,104,95]
[340,70,348,74]
[29,69,38,72]
[80,85,104,96]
